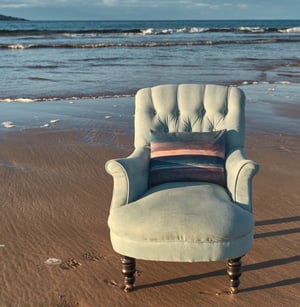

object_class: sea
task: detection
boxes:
[0,19,300,103]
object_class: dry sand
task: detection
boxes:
[0,85,299,306]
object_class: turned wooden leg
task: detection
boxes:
[120,255,136,292]
[227,257,242,294]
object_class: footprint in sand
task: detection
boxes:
[57,295,79,307]
[59,258,82,270]
[103,279,119,288]
[82,251,104,261]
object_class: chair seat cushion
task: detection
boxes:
[108,182,254,245]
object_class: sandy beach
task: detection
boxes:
[0,84,299,306]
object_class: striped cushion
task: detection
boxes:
[149,130,226,187]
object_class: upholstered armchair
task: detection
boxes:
[105,84,259,293]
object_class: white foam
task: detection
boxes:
[161,29,173,34]
[276,81,291,85]
[0,93,134,104]
[241,81,291,87]
[0,98,13,103]
[44,258,62,265]
[141,28,155,35]
[2,121,15,128]
[0,98,37,103]
[238,27,264,33]
[8,44,26,49]
[7,44,35,50]
[189,27,208,33]
[49,119,60,124]
[281,27,300,33]
[40,119,60,127]
[16,98,37,103]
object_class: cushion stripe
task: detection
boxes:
[151,147,225,158]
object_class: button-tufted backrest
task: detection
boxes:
[134,84,246,153]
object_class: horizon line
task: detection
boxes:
[9,18,300,22]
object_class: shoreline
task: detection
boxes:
[0,84,299,306]
[0,84,299,135]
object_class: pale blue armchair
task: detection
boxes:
[106,84,259,293]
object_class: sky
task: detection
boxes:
[1,0,300,20]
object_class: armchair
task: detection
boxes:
[106,84,259,293]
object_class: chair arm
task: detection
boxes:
[105,148,150,209]
[226,149,259,212]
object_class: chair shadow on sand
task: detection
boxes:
[254,216,300,239]
[136,216,300,292]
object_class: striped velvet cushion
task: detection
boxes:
[149,130,226,187]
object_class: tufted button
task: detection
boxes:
[200,107,206,117]
[223,106,228,116]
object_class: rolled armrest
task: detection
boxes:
[226,149,259,211]
[105,148,150,209]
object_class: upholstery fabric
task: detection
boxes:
[108,182,254,261]
[149,130,226,187]
[134,84,245,153]
[105,84,259,262]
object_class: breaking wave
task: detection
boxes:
[0,93,134,103]
[1,81,297,103]
[1,26,300,37]
[2,37,300,50]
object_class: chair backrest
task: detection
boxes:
[134,84,246,154]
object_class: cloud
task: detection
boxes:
[99,0,172,8]
[0,0,250,10]
[0,0,35,8]
[101,0,119,6]
[173,0,249,10]
[190,1,249,10]
[238,4,248,9]
[4,0,297,20]
[194,2,219,9]
[0,4,28,8]
[0,0,88,9]
[0,0,62,8]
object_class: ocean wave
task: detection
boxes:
[0,93,134,103]
[241,80,293,85]
[280,27,300,33]
[0,98,38,103]
[1,37,300,50]
[1,26,300,37]
[0,28,143,37]
[1,81,298,103]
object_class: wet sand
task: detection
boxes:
[0,85,299,306]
